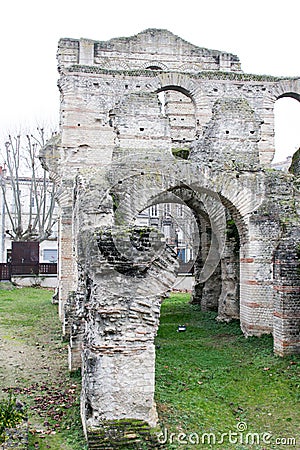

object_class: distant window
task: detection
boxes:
[43,249,57,263]
[164,204,170,216]
[6,249,12,263]
[177,204,184,217]
[178,248,186,262]
[150,205,158,217]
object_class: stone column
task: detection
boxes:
[190,218,206,306]
[201,265,221,312]
[79,227,178,446]
[273,228,300,355]
[191,220,221,311]
[55,181,77,336]
[239,237,275,336]
[58,206,75,324]
[217,237,239,322]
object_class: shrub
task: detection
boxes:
[0,391,27,443]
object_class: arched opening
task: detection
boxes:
[146,65,164,71]
[273,94,300,167]
[157,86,197,159]
[132,182,242,323]
[151,194,244,439]
[135,200,198,293]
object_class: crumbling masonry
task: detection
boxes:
[41,29,300,447]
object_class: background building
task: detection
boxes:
[136,202,197,272]
[0,166,58,284]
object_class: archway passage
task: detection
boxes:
[135,201,197,272]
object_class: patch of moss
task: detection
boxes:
[171,148,190,160]
[87,419,161,449]
[289,148,300,175]
[67,65,298,83]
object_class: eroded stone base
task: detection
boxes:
[87,419,161,449]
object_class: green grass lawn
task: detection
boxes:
[155,293,300,449]
[0,287,299,449]
[0,285,87,450]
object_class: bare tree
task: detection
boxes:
[0,128,57,242]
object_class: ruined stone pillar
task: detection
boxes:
[190,219,211,307]
[190,242,204,305]
[239,243,274,336]
[200,265,221,312]
[273,229,300,355]
[79,227,178,446]
[217,237,240,322]
[58,206,75,325]
[190,219,222,311]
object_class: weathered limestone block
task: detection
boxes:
[190,97,261,170]
[201,264,221,312]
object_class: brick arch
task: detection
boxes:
[112,168,271,338]
[156,72,209,108]
[136,73,211,136]
[178,63,203,73]
[261,79,300,164]
[110,162,260,246]
[148,72,211,133]
[141,60,169,71]
[254,79,300,166]
[268,78,300,103]
[262,79,300,118]
[105,60,131,71]
[277,91,300,102]
[112,164,270,329]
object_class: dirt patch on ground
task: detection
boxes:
[0,317,68,399]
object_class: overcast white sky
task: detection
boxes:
[1,0,299,161]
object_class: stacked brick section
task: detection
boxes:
[273,227,300,355]
[41,29,300,447]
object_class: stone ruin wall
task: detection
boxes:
[41,29,300,447]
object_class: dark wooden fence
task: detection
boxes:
[39,263,57,275]
[1,259,191,280]
[11,263,39,276]
[0,263,57,280]
[0,263,11,280]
